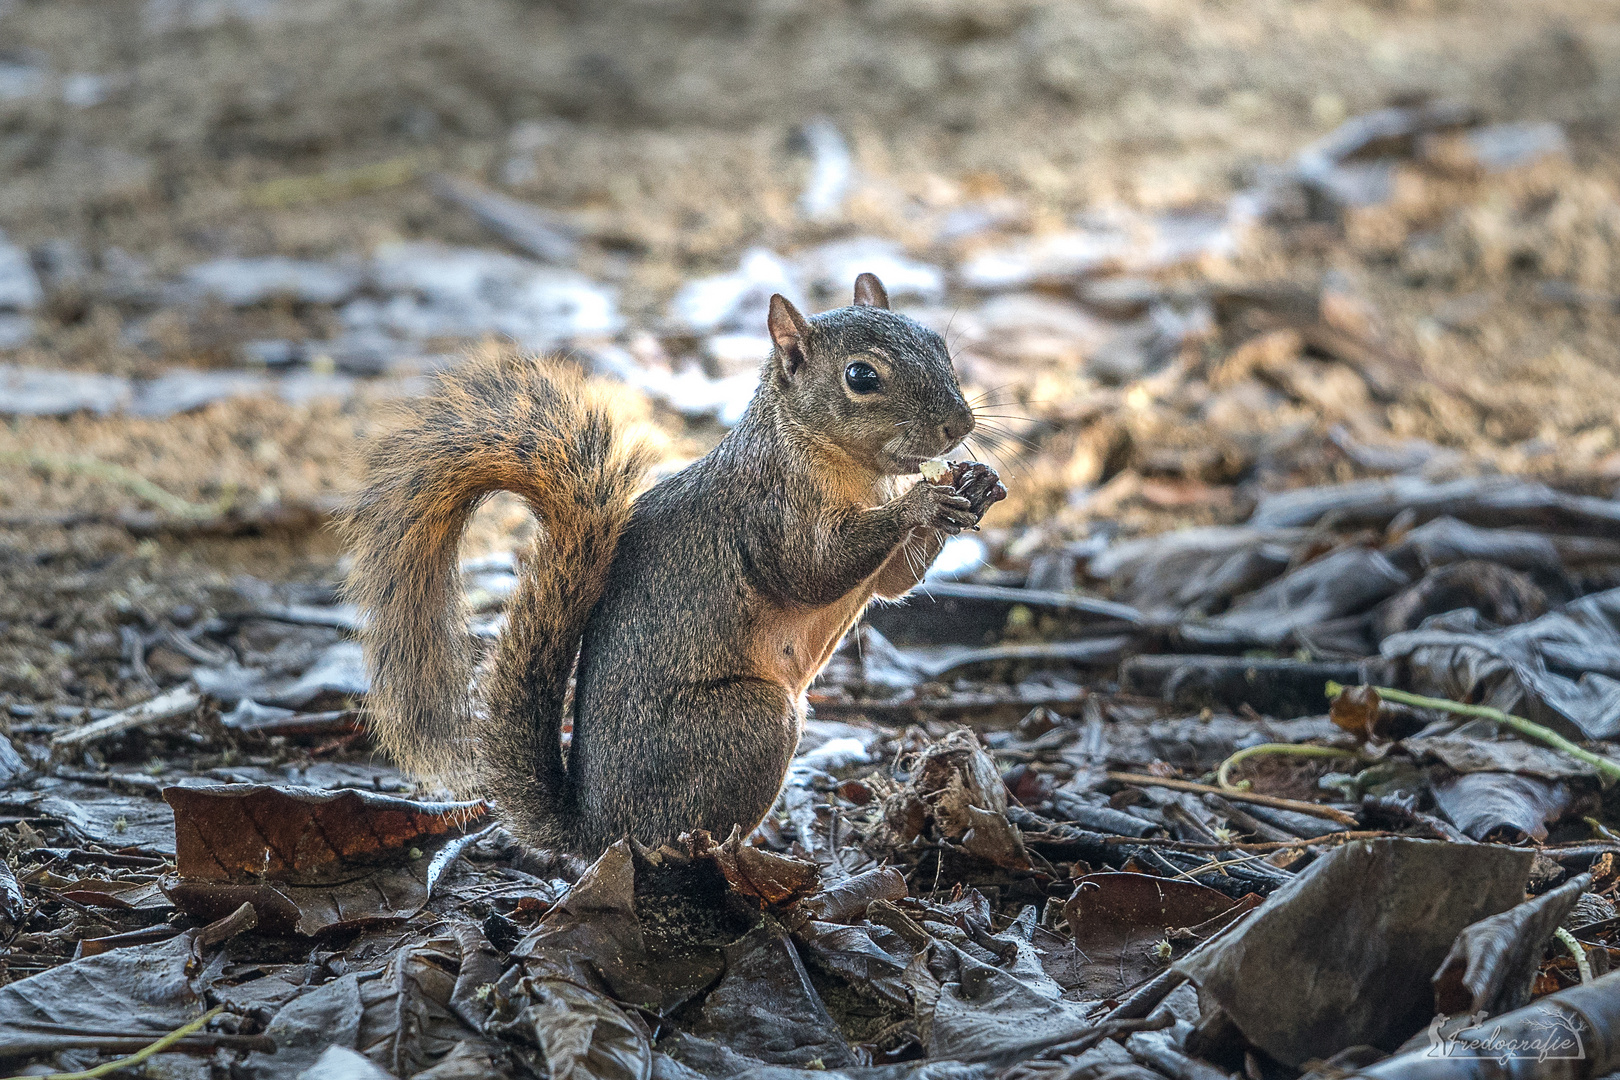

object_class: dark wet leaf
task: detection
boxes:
[358,931,503,1077]
[792,918,915,1010]
[1062,873,1255,998]
[1433,872,1591,1018]
[1121,655,1363,718]
[514,841,730,1014]
[1431,771,1581,842]
[1372,560,1547,639]
[413,1040,506,1080]
[1105,713,1345,773]
[1383,516,1596,584]
[1086,525,1307,614]
[800,866,908,924]
[1175,837,1533,1067]
[1382,586,1620,740]
[167,858,452,936]
[489,975,652,1080]
[688,924,857,1068]
[247,971,364,1077]
[1203,547,1409,647]
[1249,475,1620,538]
[910,938,1096,1065]
[0,931,207,1049]
[1402,734,1600,779]
[28,782,178,852]
[863,581,1143,648]
[1353,970,1620,1078]
[656,1030,999,1079]
[237,924,500,1078]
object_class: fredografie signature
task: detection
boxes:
[1425,1010,1586,1064]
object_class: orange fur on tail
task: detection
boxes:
[338,348,654,848]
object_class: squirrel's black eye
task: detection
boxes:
[845,361,882,394]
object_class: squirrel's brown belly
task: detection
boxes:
[751,589,874,697]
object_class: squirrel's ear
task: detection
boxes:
[767,293,811,377]
[852,272,890,310]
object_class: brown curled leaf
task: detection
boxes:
[1330,683,1386,741]
[686,828,821,908]
[163,784,488,881]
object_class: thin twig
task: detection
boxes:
[1102,830,1387,853]
[1106,771,1359,825]
[1326,682,1620,785]
[1169,848,1284,882]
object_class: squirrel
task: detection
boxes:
[341,272,1006,858]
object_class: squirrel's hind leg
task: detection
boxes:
[576,677,799,854]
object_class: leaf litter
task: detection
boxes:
[4,59,1620,1080]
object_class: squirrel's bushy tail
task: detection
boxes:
[339,348,655,849]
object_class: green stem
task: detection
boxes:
[1585,816,1620,842]
[1215,743,1364,791]
[1326,681,1620,785]
[0,450,232,521]
[0,1006,223,1080]
[1555,927,1593,985]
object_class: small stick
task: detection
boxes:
[1106,771,1359,825]
[1215,743,1365,791]
[1326,682,1620,785]
[1168,848,1287,882]
[0,1006,223,1080]
[0,450,231,521]
[1102,830,1388,852]
[50,685,202,753]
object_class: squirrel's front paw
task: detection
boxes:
[949,462,1008,520]
[901,480,978,535]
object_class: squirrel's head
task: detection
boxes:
[765,273,974,475]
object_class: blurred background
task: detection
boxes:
[3,0,1620,705]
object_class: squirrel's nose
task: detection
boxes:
[941,409,974,446]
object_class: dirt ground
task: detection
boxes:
[3,0,1620,699]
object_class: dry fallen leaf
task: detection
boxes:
[165,784,487,880]
[1330,683,1386,741]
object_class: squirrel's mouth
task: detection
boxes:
[886,444,962,475]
